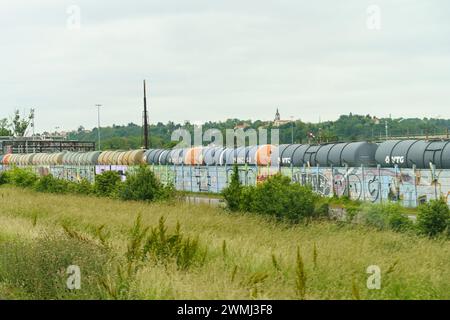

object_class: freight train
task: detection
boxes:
[1,139,450,170]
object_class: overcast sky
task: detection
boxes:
[1,0,450,132]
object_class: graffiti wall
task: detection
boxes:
[150,165,450,207]
[2,163,450,207]
[0,165,96,183]
[280,166,450,207]
[151,165,258,193]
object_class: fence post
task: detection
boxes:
[205,164,209,193]
[361,164,366,202]
[244,162,248,186]
[345,165,350,198]
[290,161,294,183]
[302,164,306,187]
[172,163,176,188]
[330,165,335,197]
[216,166,220,193]
[225,163,228,187]
[432,164,438,200]
[395,164,400,203]
[190,165,194,192]
[413,164,418,208]
[378,164,382,204]
[181,163,185,192]
[316,164,320,194]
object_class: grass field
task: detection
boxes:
[0,186,449,300]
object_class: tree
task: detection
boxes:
[222,165,243,211]
[0,118,11,136]
[417,199,450,237]
[11,109,34,137]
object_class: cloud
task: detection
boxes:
[1,0,450,132]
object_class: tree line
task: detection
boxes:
[2,111,450,149]
[68,114,450,150]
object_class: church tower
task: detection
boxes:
[275,108,281,121]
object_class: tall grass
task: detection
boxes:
[0,235,110,300]
[0,186,449,300]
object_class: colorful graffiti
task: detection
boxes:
[2,163,450,208]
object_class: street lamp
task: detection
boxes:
[95,104,102,150]
[385,120,389,139]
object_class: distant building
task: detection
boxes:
[234,123,250,130]
[0,137,95,154]
[273,108,292,127]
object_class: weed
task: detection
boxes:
[295,247,307,300]
[241,272,269,299]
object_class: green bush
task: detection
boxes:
[222,165,243,211]
[239,185,257,212]
[118,166,175,202]
[388,210,414,232]
[417,199,450,237]
[33,174,69,194]
[94,170,122,197]
[4,167,38,188]
[314,198,330,219]
[67,179,94,196]
[224,173,318,222]
[158,182,177,202]
[357,203,413,232]
[142,217,206,270]
[0,171,9,185]
[251,175,317,222]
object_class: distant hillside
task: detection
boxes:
[67,114,450,150]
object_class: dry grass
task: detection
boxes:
[0,186,449,300]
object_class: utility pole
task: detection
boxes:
[95,104,102,150]
[30,108,35,137]
[143,80,149,149]
[385,120,388,140]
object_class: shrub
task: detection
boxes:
[94,170,122,197]
[388,210,414,232]
[249,174,292,217]
[357,203,413,232]
[313,198,330,219]
[67,179,94,195]
[222,165,243,211]
[251,175,317,222]
[417,199,450,237]
[224,174,318,222]
[0,171,9,185]
[4,167,38,188]
[239,185,257,212]
[142,217,206,270]
[33,174,69,194]
[157,182,178,203]
[118,166,174,202]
